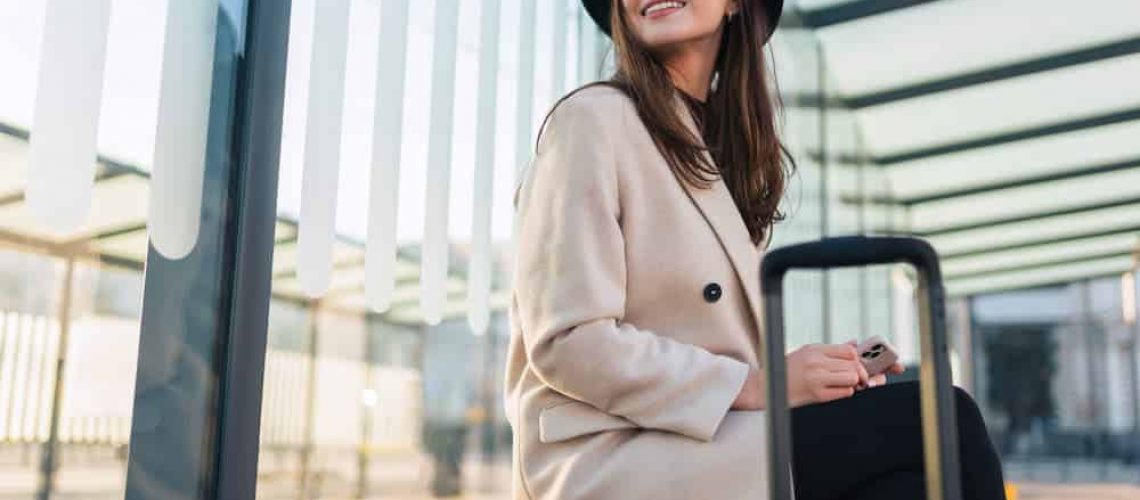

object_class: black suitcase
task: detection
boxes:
[759,235,963,500]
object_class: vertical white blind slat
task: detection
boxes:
[26,0,113,233]
[422,0,463,325]
[297,0,352,297]
[468,0,503,335]
[551,0,568,97]
[578,8,599,84]
[513,0,537,180]
[565,0,579,87]
[148,0,220,259]
[365,0,412,313]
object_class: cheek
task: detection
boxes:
[689,2,725,24]
[688,2,729,33]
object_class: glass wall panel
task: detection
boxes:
[768,13,896,351]
[256,0,535,497]
[770,22,827,348]
[0,0,257,497]
[972,276,1140,483]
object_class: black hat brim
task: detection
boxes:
[582,0,783,42]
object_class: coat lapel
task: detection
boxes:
[671,93,765,338]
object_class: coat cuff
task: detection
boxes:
[676,356,751,442]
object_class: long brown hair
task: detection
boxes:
[537,0,794,245]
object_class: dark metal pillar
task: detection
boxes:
[124,1,291,498]
[212,0,293,497]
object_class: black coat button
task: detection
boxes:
[703,283,722,303]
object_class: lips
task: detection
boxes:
[642,0,687,17]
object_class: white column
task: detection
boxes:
[468,0,503,336]
[421,0,462,325]
[891,266,919,364]
[365,0,411,312]
[26,0,113,234]
[148,0,220,259]
[297,0,352,297]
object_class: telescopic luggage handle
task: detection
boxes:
[759,235,963,500]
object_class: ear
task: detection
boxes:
[726,0,741,16]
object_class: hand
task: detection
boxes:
[730,366,765,411]
[786,344,869,407]
[845,339,905,389]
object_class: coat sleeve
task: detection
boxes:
[513,94,750,443]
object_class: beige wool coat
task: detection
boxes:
[506,84,775,500]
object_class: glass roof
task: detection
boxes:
[885,120,1140,200]
[856,54,1140,157]
[808,0,1140,95]
[793,0,1140,295]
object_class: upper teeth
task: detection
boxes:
[645,1,685,16]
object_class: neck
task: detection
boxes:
[659,31,722,103]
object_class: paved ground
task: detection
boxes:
[2,448,1139,499]
[1015,483,1140,500]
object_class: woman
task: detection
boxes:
[505,1,1006,499]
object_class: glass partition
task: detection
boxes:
[0,0,263,497]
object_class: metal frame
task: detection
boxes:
[796,0,943,29]
[212,0,292,498]
[35,258,74,500]
[122,0,292,498]
[939,224,1140,260]
[893,157,1140,205]
[761,236,962,500]
[877,106,1140,165]
[917,195,1140,237]
[779,0,1140,300]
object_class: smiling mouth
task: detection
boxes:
[643,1,687,17]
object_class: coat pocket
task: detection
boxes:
[538,400,639,443]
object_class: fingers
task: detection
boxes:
[818,370,861,388]
[818,357,858,373]
[817,343,859,360]
[889,363,906,375]
[853,358,870,387]
[816,352,868,387]
[868,374,887,387]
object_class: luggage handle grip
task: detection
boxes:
[759,235,942,279]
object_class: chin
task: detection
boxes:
[632,14,719,51]
[639,27,704,49]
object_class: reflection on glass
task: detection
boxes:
[257,0,526,497]
[0,0,243,496]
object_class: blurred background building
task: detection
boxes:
[0,0,1137,498]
